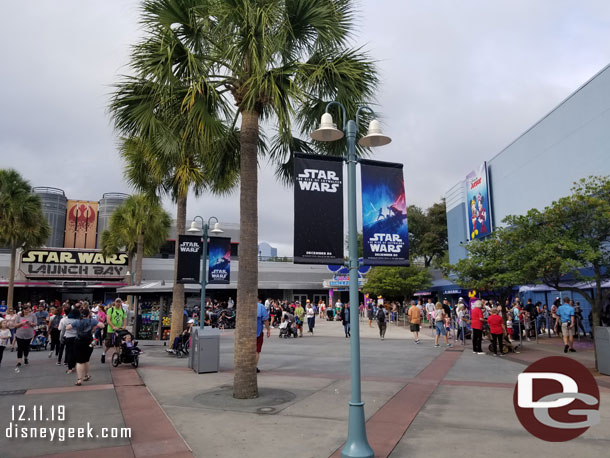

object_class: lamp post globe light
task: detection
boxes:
[187,216,223,330]
[311,102,391,458]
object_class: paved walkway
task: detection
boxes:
[1,319,608,457]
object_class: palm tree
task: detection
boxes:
[0,169,50,311]
[100,193,172,286]
[112,0,377,399]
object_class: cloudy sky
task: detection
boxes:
[3,1,610,255]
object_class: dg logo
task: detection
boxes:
[513,356,600,441]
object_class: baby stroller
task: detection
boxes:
[30,325,48,351]
[486,330,519,354]
[278,316,298,338]
[111,329,141,368]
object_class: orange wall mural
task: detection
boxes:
[64,200,98,249]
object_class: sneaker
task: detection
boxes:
[256,367,260,373]
[569,348,576,353]
[477,352,485,355]
[446,344,452,348]
[434,344,440,347]
[101,354,106,364]
[498,353,504,357]
[24,358,29,365]
[48,351,53,358]
[56,362,61,366]
[564,345,569,353]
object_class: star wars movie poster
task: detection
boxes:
[293,153,344,264]
[208,237,231,284]
[176,235,202,284]
[465,162,493,240]
[360,160,409,266]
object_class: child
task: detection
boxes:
[444,314,452,339]
[0,320,11,367]
[506,316,513,342]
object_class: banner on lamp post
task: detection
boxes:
[208,237,231,284]
[293,153,344,264]
[360,159,409,266]
[176,235,202,284]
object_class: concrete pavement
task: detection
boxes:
[1,318,608,458]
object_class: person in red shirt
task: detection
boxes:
[487,308,506,356]
[470,300,485,354]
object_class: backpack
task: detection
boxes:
[50,314,61,330]
[76,319,93,341]
[377,308,386,323]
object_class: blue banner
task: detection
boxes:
[208,237,231,284]
[465,162,492,240]
[360,160,409,266]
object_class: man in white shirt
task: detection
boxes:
[425,299,435,328]
[227,297,234,309]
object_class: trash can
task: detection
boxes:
[189,327,220,373]
[594,326,610,375]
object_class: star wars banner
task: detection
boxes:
[208,237,231,284]
[465,162,492,240]
[360,160,409,266]
[176,235,202,284]
[293,153,344,264]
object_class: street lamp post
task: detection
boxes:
[311,102,391,458]
[187,216,223,329]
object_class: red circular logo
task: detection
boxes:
[513,356,600,441]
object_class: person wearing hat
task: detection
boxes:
[102,298,127,363]
[294,301,305,337]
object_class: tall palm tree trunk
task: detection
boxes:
[170,194,187,343]
[234,110,260,399]
[135,232,144,285]
[7,244,17,312]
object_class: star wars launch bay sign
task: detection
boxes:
[465,162,493,240]
[293,153,344,264]
[177,235,202,284]
[20,249,128,279]
[360,160,409,266]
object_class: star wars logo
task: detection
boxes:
[297,169,341,193]
[210,269,227,281]
[368,233,405,254]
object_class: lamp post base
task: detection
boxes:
[341,401,374,458]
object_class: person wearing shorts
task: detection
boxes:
[557,297,575,353]
[256,299,270,373]
[408,303,422,344]
[102,299,126,363]
[433,303,452,348]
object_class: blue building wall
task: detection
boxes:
[447,204,468,265]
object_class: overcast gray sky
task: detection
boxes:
[3,1,610,255]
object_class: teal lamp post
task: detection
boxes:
[311,102,391,458]
[187,216,223,329]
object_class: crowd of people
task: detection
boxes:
[0,298,131,385]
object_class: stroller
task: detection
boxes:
[111,329,141,368]
[278,315,298,338]
[30,325,48,351]
[486,330,520,354]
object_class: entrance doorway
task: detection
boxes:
[313,294,328,305]
[293,294,308,305]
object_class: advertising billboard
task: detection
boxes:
[208,237,231,284]
[293,153,344,264]
[176,235,202,284]
[465,162,492,240]
[360,160,409,265]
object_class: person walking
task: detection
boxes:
[306,300,316,335]
[0,320,11,367]
[557,297,576,353]
[407,302,422,344]
[456,304,468,343]
[294,302,305,337]
[367,302,375,328]
[377,305,387,340]
[340,303,351,338]
[102,298,127,363]
[14,306,37,371]
[433,303,452,348]
[4,308,18,352]
[488,308,506,356]
[471,300,485,354]
[69,307,102,386]
[256,298,270,373]
[59,308,80,374]
[47,307,62,359]
[425,299,435,328]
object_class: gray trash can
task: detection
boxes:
[189,327,220,374]
[594,326,610,375]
